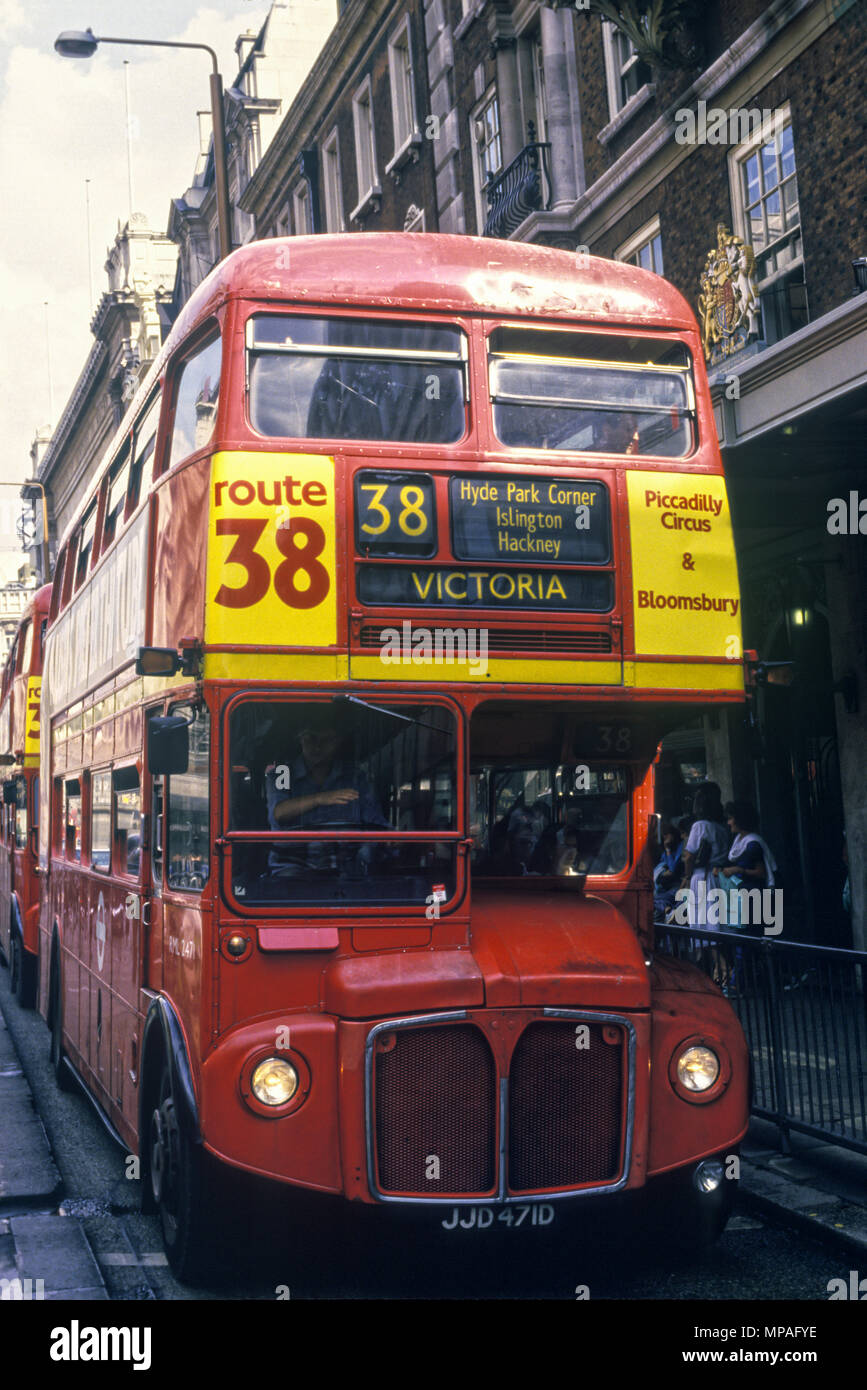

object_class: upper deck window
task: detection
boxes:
[102,449,131,551]
[489,328,695,457]
[74,504,98,591]
[127,394,161,511]
[169,335,222,468]
[247,315,467,445]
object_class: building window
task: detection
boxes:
[471,88,503,233]
[729,106,806,345]
[615,216,664,275]
[352,77,379,206]
[388,16,417,153]
[322,130,344,232]
[404,204,425,232]
[276,208,290,239]
[602,21,651,117]
[293,182,312,236]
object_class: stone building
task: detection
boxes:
[27,217,178,573]
[169,0,339,305]
[239,0,866,948]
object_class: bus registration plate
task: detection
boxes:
[440,1204,556,1231]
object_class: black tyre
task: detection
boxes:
[9,930,21,996]
[650,1157,737,1256]
[13,936,37,1009]
[48,954,73,1091]
[148,1062,215,1284]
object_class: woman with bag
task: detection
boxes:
[716,800,777,935]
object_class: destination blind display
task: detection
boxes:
[357,564,613,611]
[450,475,610,563]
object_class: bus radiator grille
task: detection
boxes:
[508,1021,624,1191]
[374,1025,497,1195]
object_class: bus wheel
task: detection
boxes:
[650,1156,737,1256]
[48,956,73,1092]
[9,931,21,996]
[149,1064,213,1284]
[13,937,37,1009]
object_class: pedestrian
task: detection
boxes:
[681,783,730,926]
[714,799,777,938]
[653,821,683,918]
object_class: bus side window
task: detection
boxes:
[166,704,210,891]
[127,394,161,514]
[168,335,221,468]
[102,447,131,551]
[64,780,82,862]
[113,767,141,877]
[74,503,98,591]
[14,778,27,850]
[90,771,111,872]
[32,776,38,853]
[20,621,33,674]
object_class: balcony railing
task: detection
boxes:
[483,141,551,240]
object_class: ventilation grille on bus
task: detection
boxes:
[372,1018,626,1198]
[374,1024,497,1195]
[508,1021,624,1191]
[359,626,613,655]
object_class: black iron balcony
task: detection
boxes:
[483,141,551,240]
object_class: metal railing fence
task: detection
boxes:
[657,924,867,1155]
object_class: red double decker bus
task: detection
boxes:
[39,235,749,1281]
[0,584,49,1006]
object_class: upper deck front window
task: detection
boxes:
[489,327,695,457]
[247,315,467,445]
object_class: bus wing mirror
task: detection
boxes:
[3,780,18,805]
[147,716,190,776]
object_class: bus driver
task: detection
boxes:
[264,710,388,876]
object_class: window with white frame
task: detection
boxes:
[729,106,806,344]
[404,204,425,232]
[322,129,344,232]
[615,217,664,275]
[293,182,312,236]
[470,88,503,233]
[352,77,379,205]
[602,21,651,117]
[388,16,417,153]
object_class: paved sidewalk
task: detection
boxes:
[740,1116,867,1259]
[0,1010,106,1300]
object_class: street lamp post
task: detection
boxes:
[54,27,233,261]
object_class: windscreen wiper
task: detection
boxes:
[332,693,445,733]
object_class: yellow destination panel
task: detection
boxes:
[626,470,742,661]
[25,676,41,763]
[205,452,337,650]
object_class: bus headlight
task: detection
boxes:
[676,1045,719,1092]
[251,1057,298,1106]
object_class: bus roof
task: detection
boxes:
[175,233,698,339]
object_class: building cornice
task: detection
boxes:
[712,292,867,448]
[36,341,107,486]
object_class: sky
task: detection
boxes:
[0,0,271,579]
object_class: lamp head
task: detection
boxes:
[54,28,99,58]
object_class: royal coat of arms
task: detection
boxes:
[698,223,762,364]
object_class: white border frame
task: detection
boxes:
[321,126,345,232]
[351,75,382,221]
[727,101,800,288]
